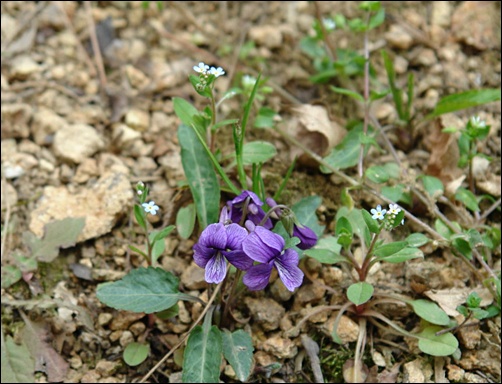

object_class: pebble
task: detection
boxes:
[1,103,32,139]
[98,313,114,327]
[384,25,413,50]
[95,360,120,377]
[402,358,433,383]
[1,182,18,210]
[119,330,134,347]
[8,55,40,80]
[245,297,285,331]
[29,171,133,242]
[125,108,150,132]
[431,1,452,27]
[321,314,359,343]
[80,369,101,383]
[53,123,105,164]
[180,263,207,290]
[31,107,68,146]
[110,312,145,331]
[248,25,283,49]
[293,283,326,309]
[262,334,298,359]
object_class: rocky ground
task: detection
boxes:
[1,1,501,383]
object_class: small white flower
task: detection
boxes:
[370,205,387,220]
[388,204,401,216]
[322,17,336,31]
[193,62,209,74]
[242,75,257,88]
[209,66,225,77]
[137,190,143,196]
[142,201,160,215]
[470,116,486,128]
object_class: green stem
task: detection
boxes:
[190,123,241,195]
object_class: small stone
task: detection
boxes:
[262,334,298,359]
[431,1,452,27]
[129,321,146,337]
[29,171,133,242]
[385,25,413,50]
[98,313,113,327]
[73,158,99,183]
[180,263,207,290]
[110,312,145,331]
[1,182,18,210]
[321,266,343,286]
[248,25,283,49]
[125,108,150,132]
[125,64,150,89]
[109,330,122,343]
[1,103,32,139]
[81,369,101,383]
[119,330,134,347]
[69,355,83,370]
[321,314,359,343]
[402,358,433,383]
[53,123,104,164]
[456,320,481,349]
[245,297,285,331]
[293,283,326,308]
[375,103,395,121]
[447,364,465,382]
[393,56,409,74]
[270,278,294,302]
[31,107,67,145]
[9,55,40,80]
[95,360,120,377]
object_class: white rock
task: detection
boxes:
[31,107,67,145]
[125,109,150,132]
[29,171,133,242]
[385,25,414,50]
[9,55,40,79]
[53,123,105,164]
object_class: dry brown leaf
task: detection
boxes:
[288,104,345,167]
[424,286,493,317]
[19,310,69,382]
[424,115,463,186]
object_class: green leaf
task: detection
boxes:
[368,8,385,29]
[361,209,380,233]
[330,86,364,102]
[405,233,429,247]
[254,107,277,128]
[321,126,363,171]
[128,245,148,259]
[435,219,454,240]
[336,207,371,247]
[176,204,196,240]
[222,330,254,382]
[381,184,412,205]
[1,265,23,289]
[347,282,374,305]
[455,187,480,212]
[182,325,222,383]
[375,246,423,263]
[178,124,220,229]
[421,175,444,198]
[1,331,35,383]
[96,267,197,314]
[123,342,149,367]
[173,97,199,127]
[149,230,166,265]
[409,300,450,326]
[417,326,459,356]
[152,225,176,244]
[134,204,147,230]
[429,89,501,118]
[242,141,277,165]
[373,241,408,258]
[304,236,346,264]
[365,165,390,183]
[23,217,85,263]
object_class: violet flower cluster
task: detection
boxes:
[193,191,318,292]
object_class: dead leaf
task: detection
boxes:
[424,116,463,186]
[19,310,69,382]
[288,104,345,167]
[424,286,493,317]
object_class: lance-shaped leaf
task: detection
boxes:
[222,330,254,382]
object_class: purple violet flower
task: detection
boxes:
[242,226,304,292]
[228,190,272,229]
[293,224,317,250]
[193,223,253,284]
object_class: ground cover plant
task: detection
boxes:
[1,1,501,383]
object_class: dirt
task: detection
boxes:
[1,1,501,383]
